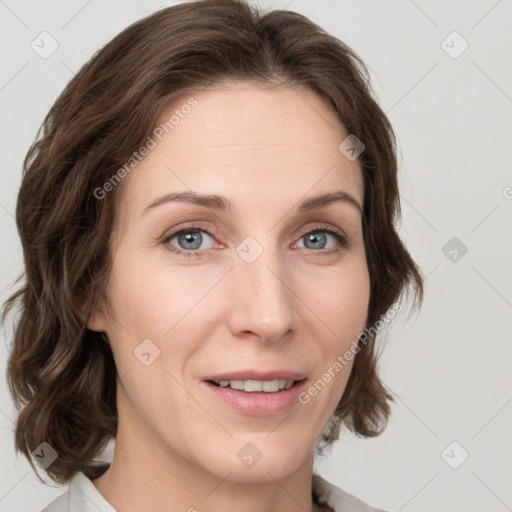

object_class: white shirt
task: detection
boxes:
[41,467,388,512]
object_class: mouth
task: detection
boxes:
[201,372,308,416]
[206,378,304,393]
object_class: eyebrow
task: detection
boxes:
[141,190,363,217]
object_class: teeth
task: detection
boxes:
[216,379,295,392]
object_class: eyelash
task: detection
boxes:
[161,223,350,259]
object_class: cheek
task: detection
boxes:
[106,252,196,336]
[104,251,226,374]
[295,256,370,340]
[293,255,370,411]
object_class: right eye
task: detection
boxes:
[162,227,218,257]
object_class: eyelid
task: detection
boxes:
[161,221,221,244]
[295,223,347,241]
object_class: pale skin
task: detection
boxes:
[87,82,370,512]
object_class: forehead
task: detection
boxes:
[119,83,364,219]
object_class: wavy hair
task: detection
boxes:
[2,0,423,484]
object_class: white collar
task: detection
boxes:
[65,471,116,512]
[44,467,385,512]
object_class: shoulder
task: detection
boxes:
[313,473,390,512]
[41,491,68,512]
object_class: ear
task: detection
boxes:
[77,293,109,332]
[75,287,108,332]
[86,307,109,332]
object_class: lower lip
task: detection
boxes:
[202,379,308,416]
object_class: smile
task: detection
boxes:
[202,377,308,416]
[209,379,296,393]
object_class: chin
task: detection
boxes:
[193,431,314,483]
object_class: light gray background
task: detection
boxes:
[1,1,511,511]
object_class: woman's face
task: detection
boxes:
[89,82,370,482]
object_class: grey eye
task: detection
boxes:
[297,231,339,250]
[168,229,215,251]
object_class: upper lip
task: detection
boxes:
[203,370,307,382]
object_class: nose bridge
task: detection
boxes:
[228,235,295,341]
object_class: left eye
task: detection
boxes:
[295,230,342,251]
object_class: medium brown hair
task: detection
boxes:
[3,0,423,484]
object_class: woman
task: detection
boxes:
[3,1,423,511]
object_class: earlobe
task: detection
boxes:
[78,289,109,331]
[86,308,108,332]
[79,299,108,332]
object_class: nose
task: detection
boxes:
[226,240,296,344]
